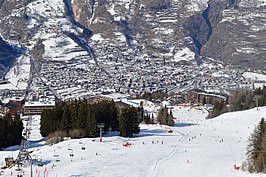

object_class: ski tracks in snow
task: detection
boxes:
[148,130,185,177]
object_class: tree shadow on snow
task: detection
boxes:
[135,128,177,138]
[4,138,46,151]
[33,159,51,166]
[174,122,198,127]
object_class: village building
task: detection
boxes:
[0,105,9,117]
[187,88,228,105]
[93,93,129,103]
[23,99,55,115]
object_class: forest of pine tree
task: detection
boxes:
[157,107,174,126]
[118,107,140,137]
[141,90,168,101]
[40,99,142,139]
[208,86,266,118]
[0,114,24,149]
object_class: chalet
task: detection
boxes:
[5,157,14,168]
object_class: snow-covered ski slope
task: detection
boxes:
[0,106,265,177]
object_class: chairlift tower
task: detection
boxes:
[253,95,261,111]
[14,139,32,171]
[97,123,105,142]
[14,129,33,177]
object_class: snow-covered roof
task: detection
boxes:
[161,100,171,106]
[24,100,55,107]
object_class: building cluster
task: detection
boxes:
[35,48,256,104]
[0,80,56,117]
[0,43,260,117]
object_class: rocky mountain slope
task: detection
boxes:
[72,0,266,70]
[0,0,265,82]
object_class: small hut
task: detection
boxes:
[5,157,14,168]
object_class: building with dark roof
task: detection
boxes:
[187,88,228,105]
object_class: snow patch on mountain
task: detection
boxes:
[173,47,195,62]
[183,0,209,15]
[91,34,104,41]
[239,0,266,7]
[0,55,30,90]
[26,0,93,62]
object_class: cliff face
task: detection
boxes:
[0,0,28,78]
[202,0,266,70]
[0,0,31,44]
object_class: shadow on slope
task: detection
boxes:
[4,138,46,151]
[174,122,198,127]
[0,37,25,78]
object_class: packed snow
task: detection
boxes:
[0,106,266,177]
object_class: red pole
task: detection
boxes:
[100,127,102,142]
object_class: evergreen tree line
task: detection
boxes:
[157,107,175,126]
[0,114,23,149]
[40,99,141,139]
[208,86,266,118]
[141,91,168,101]
[143,114,155,124]
[246,118,266,173]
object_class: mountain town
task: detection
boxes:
[1,0,266,177]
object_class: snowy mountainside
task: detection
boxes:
[0,0,95,82]
[73,0,211,67]
[72,0,266,70]
[0,106,265,176]
[0,38,25,79]
[26,0,93,62]
[202,0,266,70]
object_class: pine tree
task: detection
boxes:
[76,103,87,129]
[151,114,154,124]
[119,107,140,137]
[40,109,49,137]
[85,108,97,137]
[157,107,174,126]
[144,114,151,124]
[70,100,79,129]
[13,116,23,145]
[130,107,140,134]
[0,114,23,149]
[247,118,266,172]
[60,104,72,132]
[119,108,131,137]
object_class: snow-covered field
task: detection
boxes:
[243,72,266,89]
[0,106,266,177]
[243,72,266,82]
